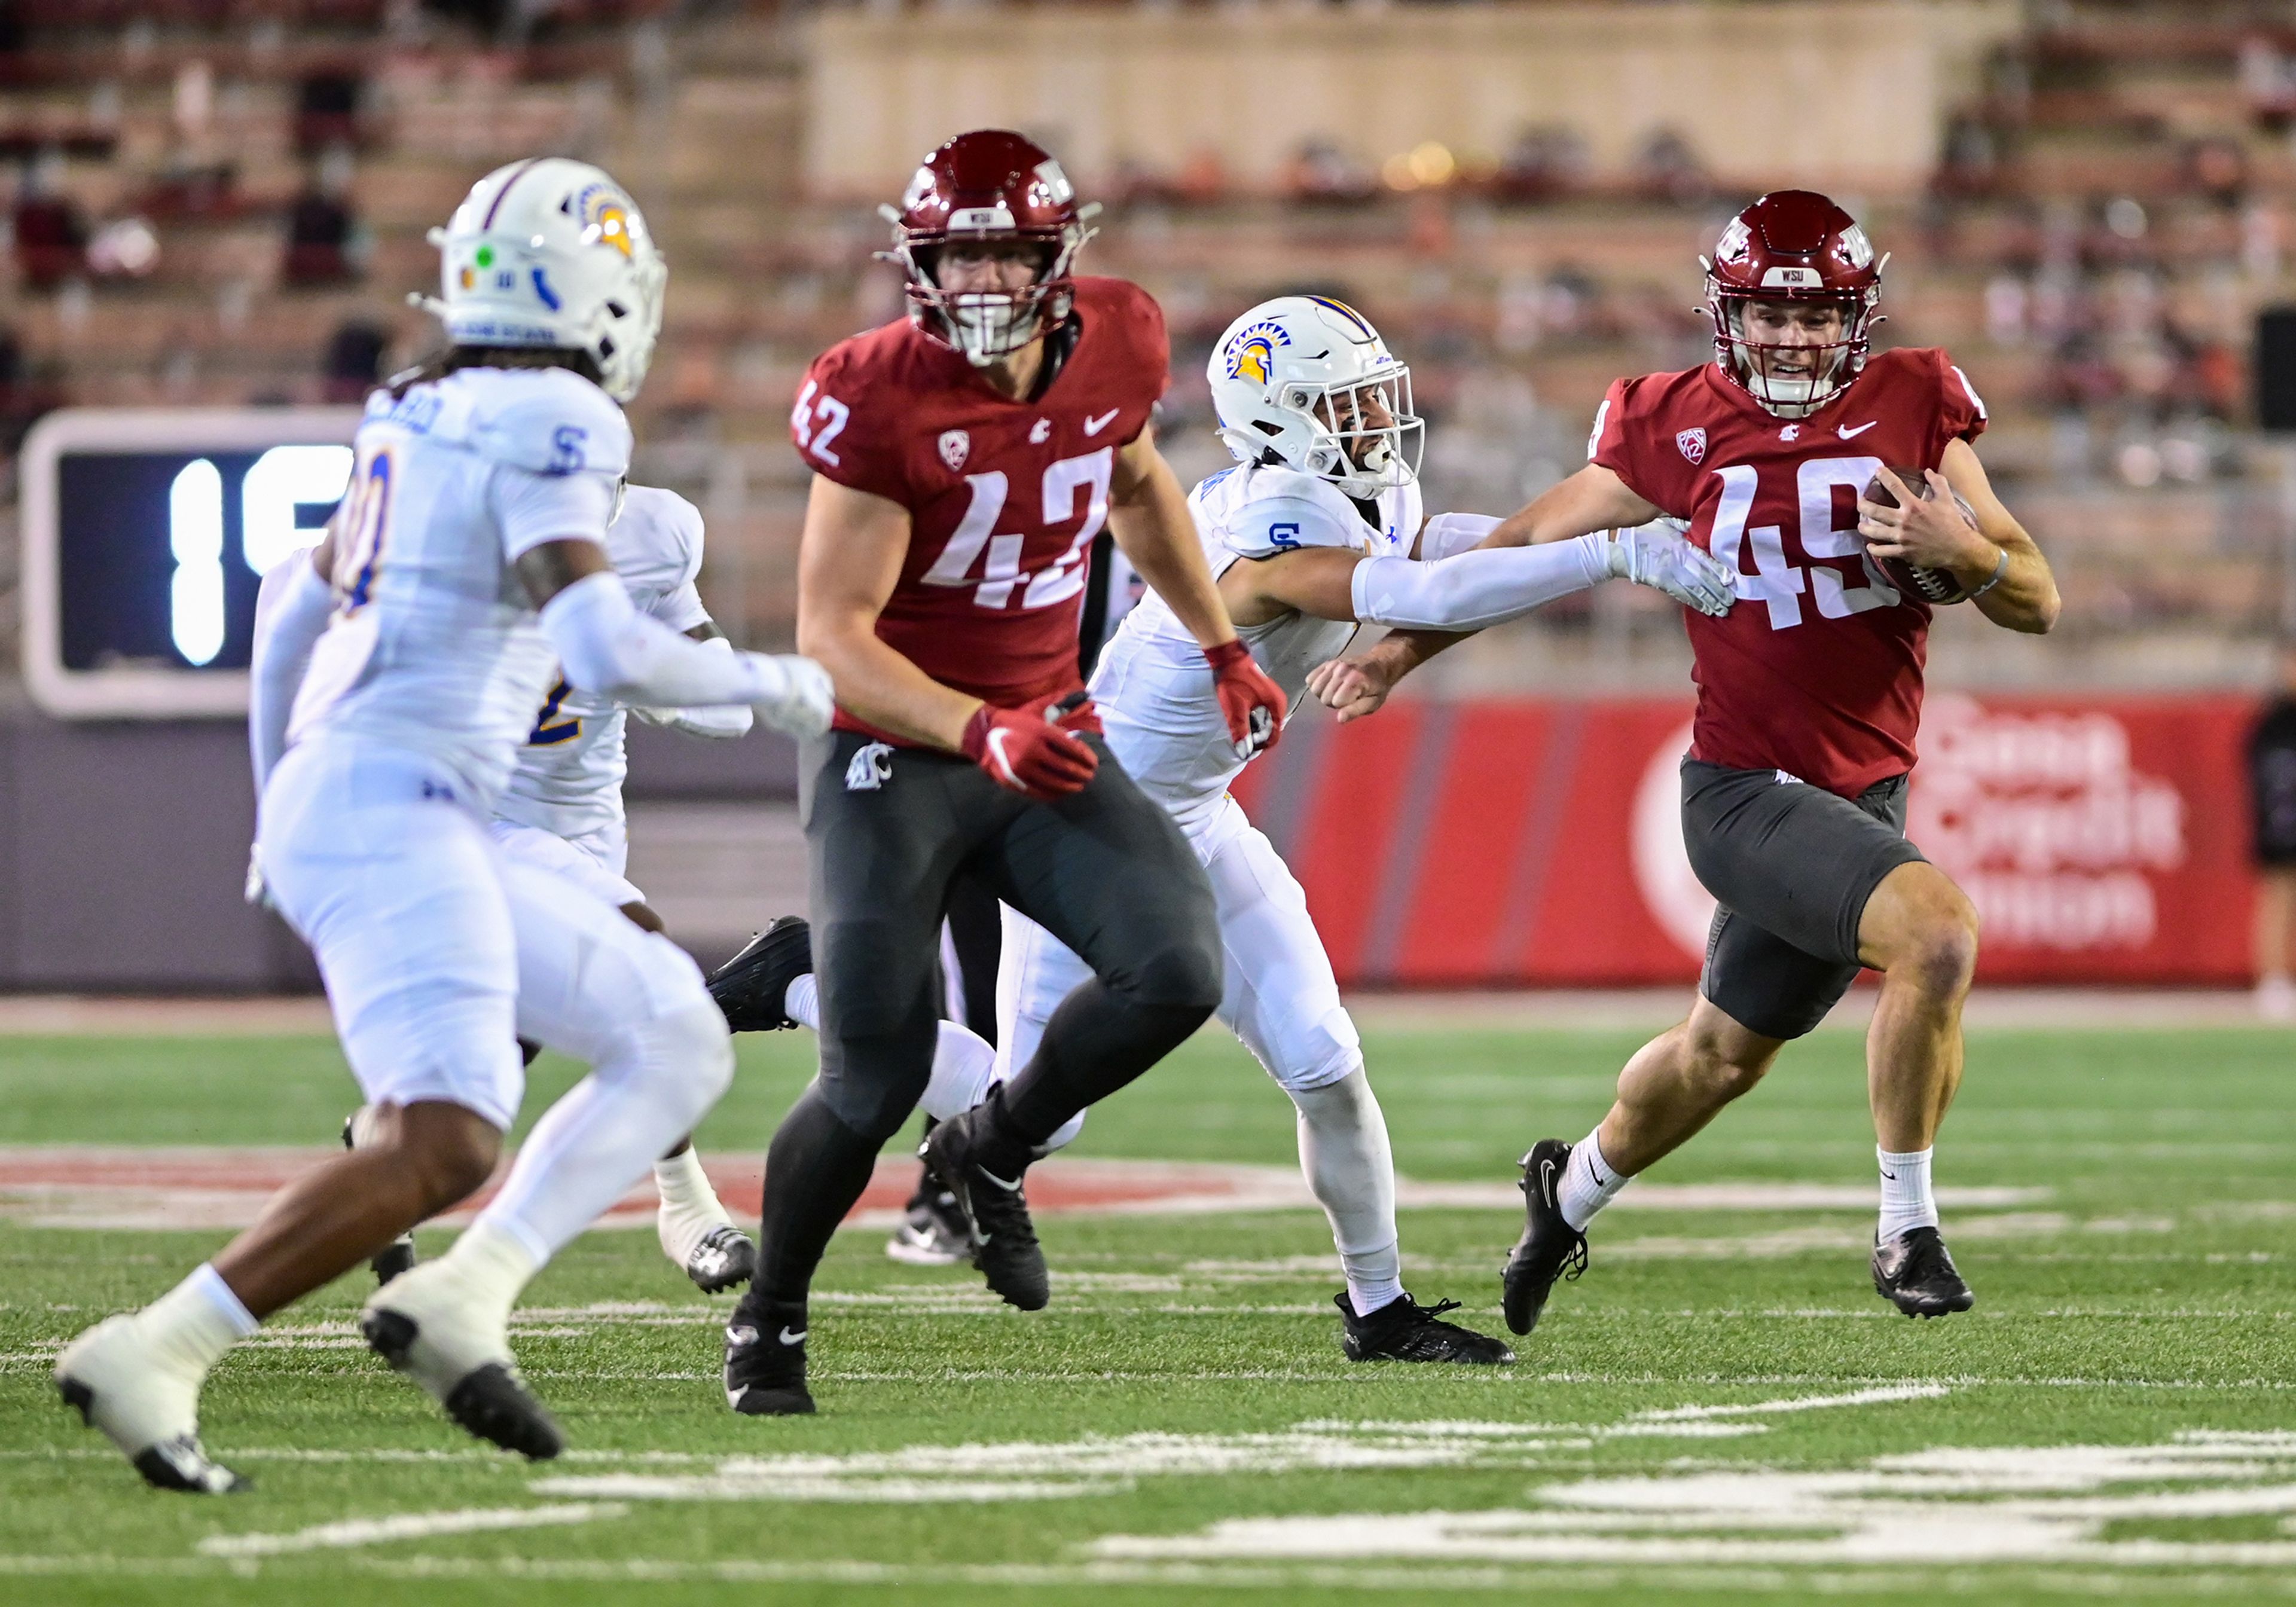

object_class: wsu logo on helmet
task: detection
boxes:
[1223,320,1291,387]
[573,182,639,259]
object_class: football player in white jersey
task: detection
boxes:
[55,157,834,1492]
[915,295,1735,1362]
[346,482,763,1297]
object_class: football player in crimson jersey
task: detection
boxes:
[1315,191,2060,1331]
[719,131,1285,1416]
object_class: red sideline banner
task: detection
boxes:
[1226,693,2258,988]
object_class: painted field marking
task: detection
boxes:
[1087,1429,2296,1571]
[195,1502,626,1557]
[0,1145,2056,1231]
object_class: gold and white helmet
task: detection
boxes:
[1208,295,1422,499]
[417,157,667,401]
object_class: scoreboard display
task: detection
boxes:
[21,407,361,717]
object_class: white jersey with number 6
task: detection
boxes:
[287,364,631,809]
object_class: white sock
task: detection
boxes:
[477,1001,734,1261]
[653,1146,732,1263]
[1556,1128,1629,1232]
[1877,1145,1938,1242]
[784,974,819,1031]
[140,1263,258,1374]
[1292,1070,1403,1317]
[435,1219,543,1316]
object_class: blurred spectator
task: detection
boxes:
[1631,126,1712,207]
[1492,124,1589,204]
[1284,140,1376,206]
[1932,109,2005,202]
[2187,138,2250,210]
[322,320,390,404]
[13,151,88,290]
[2246,641,2296,1018]
[282,149,368,287]
[2240,31,2296,132]
[295,68,368,157]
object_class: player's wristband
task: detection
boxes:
[1967,546,2010,600]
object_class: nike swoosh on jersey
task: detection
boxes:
[1839,420,1879,438]
[1082,408,1122,436]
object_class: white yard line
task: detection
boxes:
[195,1502,626,1557]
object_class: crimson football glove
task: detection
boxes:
[1205,638,1286,760]
[963,696,1100,801]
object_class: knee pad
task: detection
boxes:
[816,1028,938,1143]
[1265,1012,1364,1097]
[611,1000,735,1137]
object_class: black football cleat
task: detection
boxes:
[1872,1226,1975,1318]
[682,1224,757,1294]
[886,1162,970,1266]
[341,1113,417,1285]
[723,1296,814,1416]
[921,1095,1049,1311]
[1500,1138,1589,1337]
[706,917,813,1033]
[1337,1292,1515,1365]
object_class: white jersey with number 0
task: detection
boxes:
[492,484,712,844]
[287,365,631,808]
[1089,462,1419,835]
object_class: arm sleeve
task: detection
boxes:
[248,553,336,793]
[631,634,756,738]
[540,570,792,709]
[1415,512,1503,562]
[1348,536,1612,631]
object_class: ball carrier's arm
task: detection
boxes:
[1858,442,2059,635]
[1308,463,1660,722]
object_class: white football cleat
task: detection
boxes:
[360,1260,561,1459]
[54,1315,245,1494]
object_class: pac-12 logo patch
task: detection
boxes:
[845,741,894,792]
[938,430,969,471]
[1675,427,1706,465]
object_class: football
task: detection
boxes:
[1862,465,1979,604]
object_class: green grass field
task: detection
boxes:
[2,1018,2292,1605]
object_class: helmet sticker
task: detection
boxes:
[572,182,639,258]
[1836,223,1875,269]
[900,166,938,210]
[1031,159,1074,206]
[1224,320,1292,385]
[1714,217,1751,265]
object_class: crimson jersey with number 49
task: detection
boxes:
[790,276,1168,740]
[1590,346,1988,798]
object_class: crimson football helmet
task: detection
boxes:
[1702,190,1886,418]
[878,130,1100,366]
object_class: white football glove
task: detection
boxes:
[1605,519,1737,618]
[747,652,836,739]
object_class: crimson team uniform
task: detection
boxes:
[1590,345,1989,1038]
[742,272,1222,1318]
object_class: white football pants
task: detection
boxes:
[259,737,734,1260]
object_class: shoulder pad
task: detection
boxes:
[460,367,633,478]
[607,484,705,594]
[1216,468,1372,559]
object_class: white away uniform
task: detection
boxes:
[487,484,715,911]
[258,367,722,1142]
[997,462,1418,1098]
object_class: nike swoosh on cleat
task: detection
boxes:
[1538,1159,1560,1208]
[725,1324,758,1346]
[778,1327,805,1346]
[978,1169,1024,1193]
[1840,420,1878,438]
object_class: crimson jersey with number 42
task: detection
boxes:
[1590,346,1988,798]
[790,276,1168,740]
